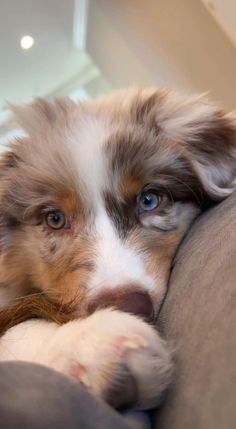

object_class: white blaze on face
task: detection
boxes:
[69,114,110,200]
[70,112,156,296]
[88,205,156,296]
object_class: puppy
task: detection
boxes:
[0,89,235,409]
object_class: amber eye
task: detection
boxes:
[46,211,66,230]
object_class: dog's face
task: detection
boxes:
[0,89,235,319]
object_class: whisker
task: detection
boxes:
[13,291,45,302]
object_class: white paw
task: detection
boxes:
[38,309,173,409]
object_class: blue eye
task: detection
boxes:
[139,191,160,212]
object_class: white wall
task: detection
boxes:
[87,0,236,110]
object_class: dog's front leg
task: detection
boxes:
[0,309,172,410]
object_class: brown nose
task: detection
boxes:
[88,288,154,323]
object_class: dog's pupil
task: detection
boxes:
[142,193,156,206]
[48,212,63,225]
[139,192,159,212]
[143,195,153,206]
[46,211,65,230]
[51,213,61,224]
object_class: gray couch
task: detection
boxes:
[155,189,236,429]
[0,192,235,428]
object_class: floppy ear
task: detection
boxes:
[153,92,236,202]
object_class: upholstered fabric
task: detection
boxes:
[0,361,151,429]
[155,191,236,429]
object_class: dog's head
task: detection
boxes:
[0,89,236,320]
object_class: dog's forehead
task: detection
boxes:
[71,113,110,197]
[66,102,148,200]
[24,95,174,210]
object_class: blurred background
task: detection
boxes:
[1,0,236,143]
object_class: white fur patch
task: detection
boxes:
[0,319,58,361]
[69,114,109,200]
[88,205,156,295]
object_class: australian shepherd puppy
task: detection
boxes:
[0,89,235,409]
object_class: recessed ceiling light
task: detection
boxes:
[20,35,34,50]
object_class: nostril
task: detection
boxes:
[88,289,154,323]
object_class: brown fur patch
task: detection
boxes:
[0,294,78,336]
[119,175,144,201]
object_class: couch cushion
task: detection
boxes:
[155,191,236,429]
